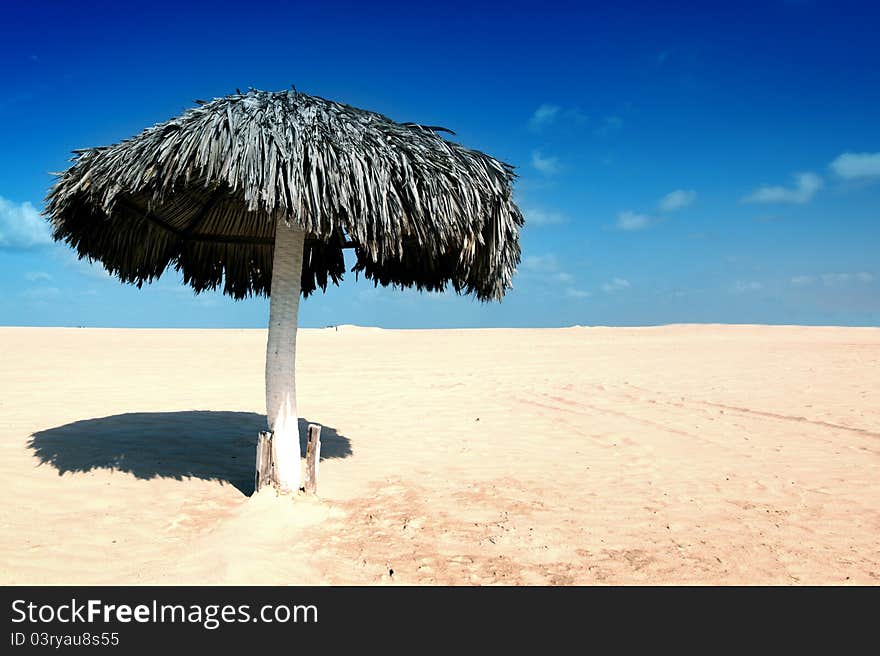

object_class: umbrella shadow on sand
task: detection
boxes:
[28,411,352,495]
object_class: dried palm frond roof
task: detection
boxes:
[45,88,524,301]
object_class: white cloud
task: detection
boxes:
[531,150,561,175]
[732,280,763,293]
[743,172,822,204]
[616,211,651,231]
[658,189,697,212]
[829,152,880,180]
[0,196,51,249]
[565,288,591,299]
[25,271,52,282]
[791,275,814,285]
[523,206,567,226]
[602,278,631,293]
[529,104,561,130]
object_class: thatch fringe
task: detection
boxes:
[45,89,523,300]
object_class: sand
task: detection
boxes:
[1,324,878,585]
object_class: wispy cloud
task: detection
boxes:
[602,277,631,293]
[615,211,652,231]
[531,150,561,175]
[521,254,561,273]
[529,104,561,130]
[21,286,60,300]
[0,196,52,249]
[743,172,822,204]
[528,104,588,131]
[56,248,113,280]
[658,189,697,212]
[554,271,574,284]
[829,152,880,180]
[820,272,874,285]
[158,285,197,297]
[522,206,567,227]
[732,280,763,293]
[789,272,875,286]
[25,271,52,282]
[520,253,588,299]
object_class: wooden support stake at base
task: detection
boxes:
[303,424,322,495]
[255,430,276,492]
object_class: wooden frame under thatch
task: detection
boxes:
[46,88,524,301]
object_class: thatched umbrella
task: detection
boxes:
[45,88,523,492]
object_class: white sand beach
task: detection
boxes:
[1,324,878,584]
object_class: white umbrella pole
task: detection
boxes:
[264,218,305,492]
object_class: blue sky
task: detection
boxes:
[1,0,878,328]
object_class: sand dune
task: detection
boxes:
[1,325,878,584]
